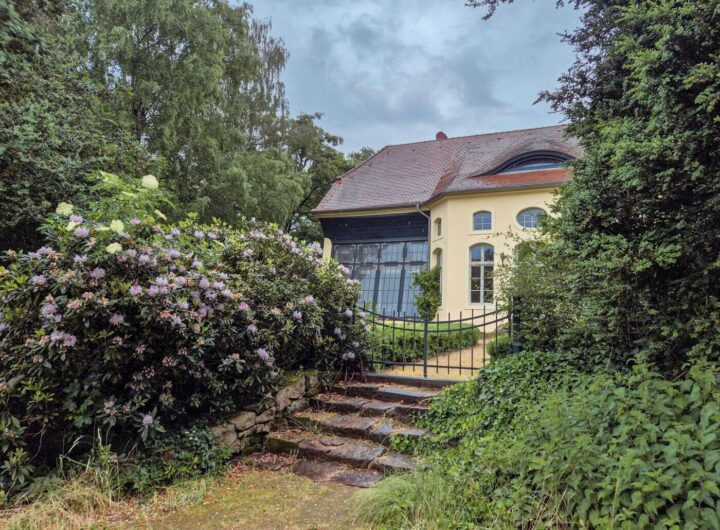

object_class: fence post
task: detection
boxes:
[511,302,522,354]
[422,316,429,378]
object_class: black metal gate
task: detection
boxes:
[360,306,516,378]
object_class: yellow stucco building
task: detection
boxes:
[314,125,582,318]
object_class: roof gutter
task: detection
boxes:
[415,203,430,220]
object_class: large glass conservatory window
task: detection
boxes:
[332,240,428,316]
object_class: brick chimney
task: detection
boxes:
[435,131,448,140]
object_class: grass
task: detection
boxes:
[1,463,365,530]
[353,467,471,530]
[0,475,115,530]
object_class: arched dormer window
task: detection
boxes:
[495,152,570,174]
[473,211,492,231]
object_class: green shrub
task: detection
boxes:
[0,172,368,498]
[487,332,511,359]
[416,350,587,444]
[361,360,720,529]
[120,426,229,494]
[369,321,481,363]
[413,266,441,320]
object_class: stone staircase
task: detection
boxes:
[248,377,448,488]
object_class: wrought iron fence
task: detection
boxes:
[359,306,517,378]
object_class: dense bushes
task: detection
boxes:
[370,321,481,363]
[358,357,720,529]
[415,350,587,444]
[0,173,367,498]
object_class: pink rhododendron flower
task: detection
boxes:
[109,313,125,326]
[89,268,106,280]
[73,226,90,238]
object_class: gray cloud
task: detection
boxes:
[251,0,580,152]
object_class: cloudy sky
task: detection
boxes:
[251,0,581,153]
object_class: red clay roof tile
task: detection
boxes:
[313,125,582,214]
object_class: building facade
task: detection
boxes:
[313,125,583,317]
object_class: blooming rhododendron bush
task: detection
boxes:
[0,173,366,496]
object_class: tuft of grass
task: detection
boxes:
[353,468,473,530]
[144,477,213,513]
[1,475,114,530]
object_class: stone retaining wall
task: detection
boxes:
[210,371,321,454]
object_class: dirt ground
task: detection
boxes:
[106,464,365,530]
[379,339,494,380]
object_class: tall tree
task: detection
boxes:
[474,0,720,370]
[282,112,377,241]
[73,0,292,222]
[0,0,151,251]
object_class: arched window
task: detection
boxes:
[496,152,569,173]
[434,218,442,237]
[517,208,546,229]
[469,244,494,304]
[473,211,492,231]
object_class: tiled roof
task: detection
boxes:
[313,125,583,214]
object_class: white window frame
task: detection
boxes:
[469,244,494,305]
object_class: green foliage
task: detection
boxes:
[413,266,441,321]
[369,321,481,363]
[0,174,368,499]
[120,426,229,494]
[73,0,294,226]
[489,0,720,371]
[0,0,154,252]
[486,332,510,359]
[416,350,587,444]
[362,357,720,529]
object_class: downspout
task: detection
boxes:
[415,203,431,265]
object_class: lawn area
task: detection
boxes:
[1,463,365,530]
[111,464,363,530]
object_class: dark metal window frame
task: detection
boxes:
[332,238,428,316]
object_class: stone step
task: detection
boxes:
[311,393,429,419]
[365,373,457,389]
[266,430,416,472]
[291,410,429,445]
[330,383,439,404]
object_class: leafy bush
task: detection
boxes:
[119,426,229,494]
[369,321,481,363]
[487,332,511,359]
[416,350,586,444]
[0,173,367,498]
[412,266,441,320]
[360,359,720,529]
